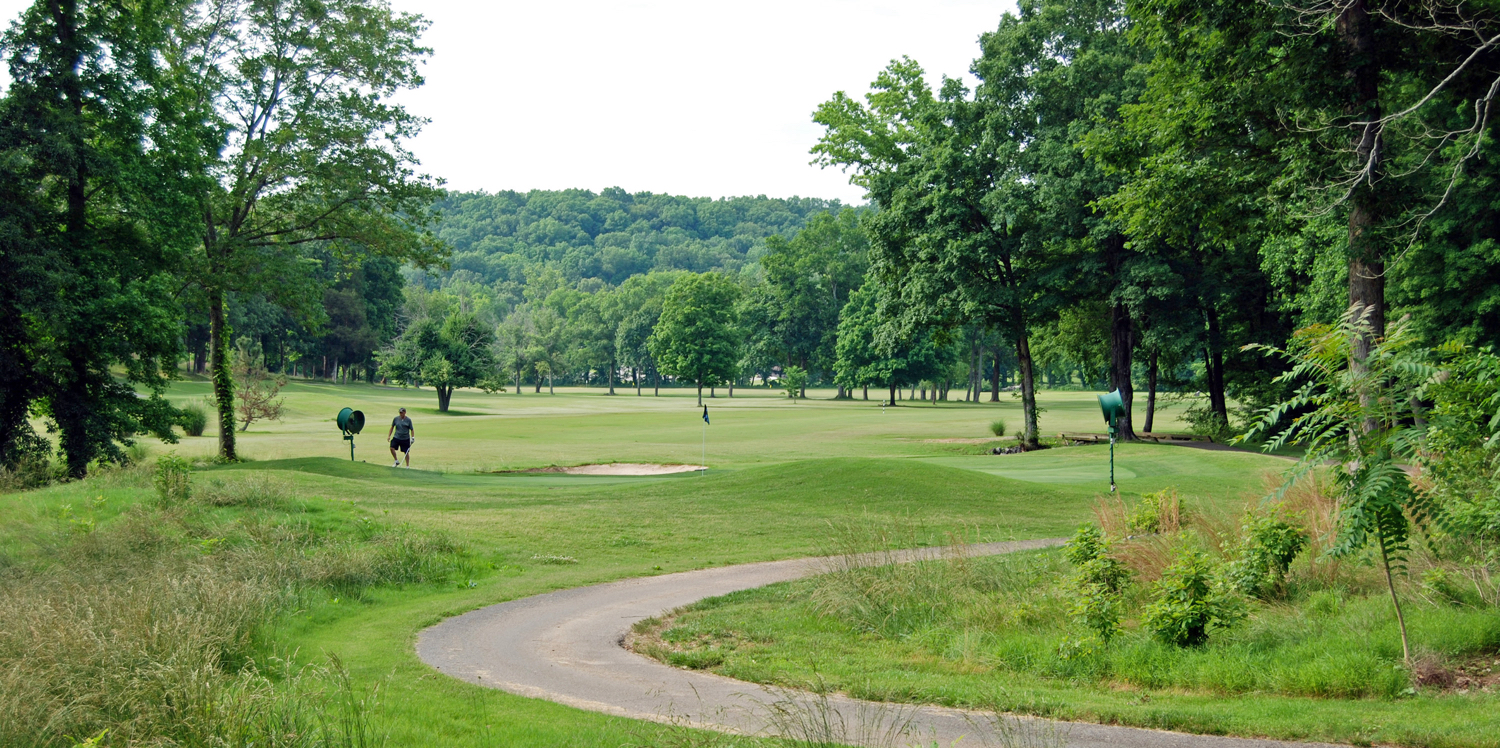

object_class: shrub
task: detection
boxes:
[1125,489,1182,535]
[989,419,1007,438]
[1181,403,1235,443]
[1224,510,1307,599]
[0,425,56,492]
[1142,545,1242,647]
[1065,525,1130,641]
[177,403,209,437]
[152,452,192,504]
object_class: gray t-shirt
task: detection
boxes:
[392,416,413,439]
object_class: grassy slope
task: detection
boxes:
[7,383,1310,746]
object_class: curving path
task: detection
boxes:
[417,539,1343,747]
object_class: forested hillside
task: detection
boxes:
[424,189,849,290]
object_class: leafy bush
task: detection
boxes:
[1065,525,1130,641]
[1142,545,1242,647]
[1224,510,1307,599]
[989,419,1007,438]
[1125,489,1181,535]
[0,425,56,492]
[177,403,209,437]
[152,452,192,504]
[1181,402,1235,443]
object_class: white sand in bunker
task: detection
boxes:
[498,463,706,476]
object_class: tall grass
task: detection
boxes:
[656,512,1500,703]
[0,470,473,747]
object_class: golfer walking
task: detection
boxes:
[388,407,415,467]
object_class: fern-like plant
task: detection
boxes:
[1239,305,1441,663]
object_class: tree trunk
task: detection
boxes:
[548,372,554,394]
[969,338,980,402]
[862,385,868,401]
[888,381,896,406]
[635,367,642,396]
[1337,0,1385,434]
[654,370,659,396]
[1110,300,1136,440]
[990,353,1000,402]
[1376,532,1412,664]
[1144,349,1159,434]
[1205,309,1228,425]
[729,379,734,397]
[1017,332,1039,448]
[697,381,703,406]
[209,288,237,461]
[608,355,616,395]
[437,385,452,412]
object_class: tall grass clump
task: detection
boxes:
[0,469,473,746]
[810,522,987,637]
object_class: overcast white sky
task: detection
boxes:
[0,1,1019,203]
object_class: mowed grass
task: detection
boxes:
[7,380,1302,746]
[153,377,1198,471]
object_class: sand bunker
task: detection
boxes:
[499,463,705,476]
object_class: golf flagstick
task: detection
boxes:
[701,405,709,475]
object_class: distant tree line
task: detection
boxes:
[12,0,1500,478]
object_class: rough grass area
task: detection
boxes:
[4,378,1296,747]
[637,518,1500,747]
[0,464,474,747]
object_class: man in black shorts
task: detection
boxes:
[388,407,415,467]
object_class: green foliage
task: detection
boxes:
[1421,344,1500,559]
[1065,525,1130,641]
[0,0,189,478]
[1126,489,1180,535]
[1142,545,1241,648]
[1224,511,1308,600]
[780,366,808,400]
[1181,404,1235,443]
[649,273,741,403]
[431,189,849,289]
[1243,308,1441,659]
[177,404,209,438]
[989,419,1008,438]
[740,208,869,384]
[152,453,191,505]
[378,311,500,411]
[832,284,951,403]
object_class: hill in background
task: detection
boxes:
[418,188,853,293]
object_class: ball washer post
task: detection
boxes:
[1097,389,1126,493]
[336,407,366,462]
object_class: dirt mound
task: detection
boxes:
[497,463,705,476]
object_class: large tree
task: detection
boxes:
[649,272,742,406]
[0,0,193,476]
[177,0,443,460]
[377,311,498,412]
